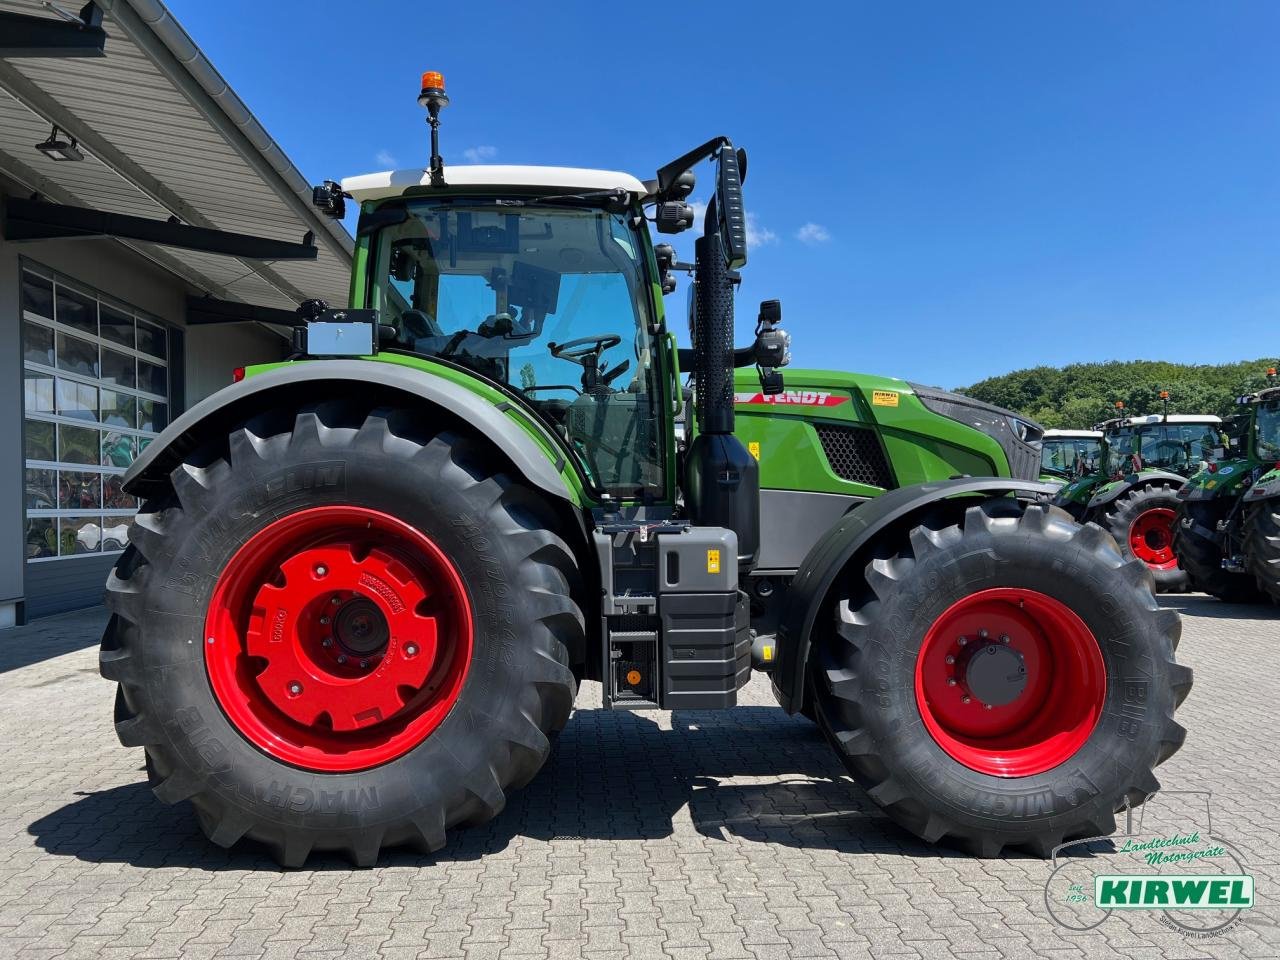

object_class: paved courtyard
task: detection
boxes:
[0,596,1277,959]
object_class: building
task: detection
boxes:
[0,0,353,626]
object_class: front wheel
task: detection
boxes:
[1101,483,1189,592]
[1244,502,1280,604]
[810,501,1191,857]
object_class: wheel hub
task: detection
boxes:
[204,506,472,772]
[915,587,1107,777]
[1128,507,1177,569]
[962,642,1027,707]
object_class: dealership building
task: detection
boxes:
[0,0,352,626]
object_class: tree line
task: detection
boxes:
[958,358,1280,429]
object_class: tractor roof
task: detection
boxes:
[342,166,649,203]
[1122,414,1221,426]
[1044,429,1103,439]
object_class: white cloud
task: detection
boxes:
[795,222,831,245]
[745,212,778,248]
[375,149,397,168]
[463,145,498,163]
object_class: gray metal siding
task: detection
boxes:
[24,554,116,620]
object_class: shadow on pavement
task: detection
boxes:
[29,705,986,870]
[0,606,109,675]
[1158,593,1280,621]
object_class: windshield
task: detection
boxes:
[1107,423,1218,473]
[367,200,664,498]
[1041,438,1102,477]
[1258,401,1280,461]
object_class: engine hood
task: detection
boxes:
[908,384,1045,482]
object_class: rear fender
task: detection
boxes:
[770,477,1059,714]
[124,360,578,506]
[1087,471,1186,511]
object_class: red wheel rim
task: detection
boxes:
[1128,507,1177,569]
[914,588,1106,777]
[204,506,472,772]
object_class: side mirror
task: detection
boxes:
[311,180,347,219]
[654,243,677,295]
[715,145,747,269]
[753,299,789,395]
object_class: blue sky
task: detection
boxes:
[168,1,1279,388]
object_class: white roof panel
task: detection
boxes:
[342,165,648,203]
[1043,430,1103,439]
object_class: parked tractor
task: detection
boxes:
[1052,407,1221,591]
[1173,368,1280,603]
[1039,429,1104,486]
[99,76,1189,867]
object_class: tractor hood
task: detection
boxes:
[908,384,1045,483]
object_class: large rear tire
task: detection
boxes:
[810,501,1190,857]
[1173,501,1261,602]
[100,402,582,867]
[1244,501,1280,604]
[1100,483,1189,592]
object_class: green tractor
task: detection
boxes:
[98,77,1188,867]
[1038,429,1104,487]
[1173,368,1280,603]
[1052,407,1221,591]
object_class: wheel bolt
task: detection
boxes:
[321,637,333,648]
[206,636,215,645]
[984,703,993,710]
[319,616,330,625]
[288,681,303,696]
[331,596,341,605]
[947,678,957,687]
[958,637,968,646]
[978,628,989,639]
[1000,634,1010,644]
[944,655,955,665]
[359,659,369,669]
[337,654,347,664]
[405,644,418,657]
[315,564,328,577]
[961,695,971,704]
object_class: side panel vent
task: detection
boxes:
[814,424,894,488]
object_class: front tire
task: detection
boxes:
[1100,483,1189,592]
[810,501,1190,857]
[1244,502,1280,604]
[1172,501,1260,602]
[100,402,582,867]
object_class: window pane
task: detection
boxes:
[56,286,96,335]
[138,399,168,433]
[100,348,136,389]
[102,516,132,551]
[23,322,54,366]
[100,304,135,348]
[100,430,136,468]
[138,436,152,457]
[25,468,57,510]
[56,332,98,377]
[59,471,101,509]
[137,319,165,359]
[25,517,56,559]
[24,419,55,462]
[56,379,98,421]
[60,516,101,555]
[103,474,135,510]
[101,390,137,429]
[23,372,55,414]
[138,359,166,397]
[22,271,54,319]
[59,423,99,465]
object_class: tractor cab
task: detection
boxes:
[1104,414,1221,477]
[1040,429,1103,481]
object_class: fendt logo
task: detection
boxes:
[1095,875,1254,910]
[733,391,849,407]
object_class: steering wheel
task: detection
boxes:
[549,334,622,364]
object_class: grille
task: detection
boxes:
[815,424,894,488]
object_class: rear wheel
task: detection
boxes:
[810,501,1190,857]
[1172,501,1261,602]
[1101,483,1189,592]
[100,402,582,867]
[1244,502,1280,604]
